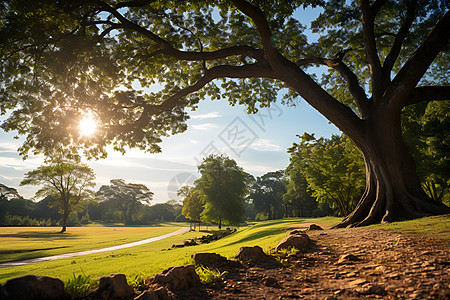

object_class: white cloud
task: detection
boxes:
[249,139,283,152]
[190,112,221,120]
[191,123,219,131]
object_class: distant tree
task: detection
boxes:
[249,170,286,220]
[20,156,96,232]
[0,183,20,200]
[196,155,250,229]
[145,203,176,222]
[287,133,365,216]
[96,179,153,225]
[179,186,204,223]
[165,199,183,218]
[282,170,318,218]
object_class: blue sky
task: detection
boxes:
[0,96,341,203]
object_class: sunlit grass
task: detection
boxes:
[0,217,340,284]
[374,214,450,240]
[0,224,187,263]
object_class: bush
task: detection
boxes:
[195,266,227,284]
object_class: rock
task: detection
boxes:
[276,234,312,251]
[235,246,270,262]
[308,224,324,230]
[235,246,282,268]
[2,275,66,300]
[349,278,368,286]
[335,254,361,265]
[263,277,279,287]
[154,287,174,300]
[356,284,387,296]
[134,290,159,300]
[154,265,201,291]
[289,229,306,235]
[192,252,228,268]
[93,273,134,300]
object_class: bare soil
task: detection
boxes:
[174,226,450,299]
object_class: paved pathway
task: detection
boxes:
[0,227,189,269]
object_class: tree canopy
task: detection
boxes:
[20,156,96,232]
[196,155,250,228]
[1,0,449,226]
[96,179,153,224]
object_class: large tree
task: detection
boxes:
[96,179,153,224]
[1,0,449,226]
[196,155,250,229]
[20,156,95,232]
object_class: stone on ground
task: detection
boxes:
[93,273,134,300]
[276,233,312,251]
[2,275,66,300]
[154,265,201,291]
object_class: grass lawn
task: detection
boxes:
[0,222,189,263]
[375,214,450,240]
[0,217,341,284]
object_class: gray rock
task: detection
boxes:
[2,275,66,300]
[276,233,312,251]
[154,265,201,291]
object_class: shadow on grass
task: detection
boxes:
[224,227,285,247]
[0,231,80,239]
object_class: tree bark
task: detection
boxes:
[336,108,450,227]
[61,210,69,233]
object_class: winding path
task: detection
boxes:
[0,227,189,269]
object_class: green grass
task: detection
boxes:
[0,217,340,285]
[374,214,450,240]
[0,223,188,263]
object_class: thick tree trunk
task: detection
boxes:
[337,110,450,227]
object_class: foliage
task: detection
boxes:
[96,179,153,225]
[20,155,96,232]
[195,266,227,284]
[248,170,286,220]
[286,133,365,216]
[196,155,251,228]
[64,271,97,298]
[0,183,20,200]
[179,186,204,222]
[402,101,450,205]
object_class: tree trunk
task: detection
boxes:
[337,111,450,227]
[61,210,69,233]
[218,217,222,230]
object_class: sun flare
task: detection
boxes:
[79,114,97,137]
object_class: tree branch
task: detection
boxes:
[360,0,385,100]
[383,1,416,76]
[92,0,264,62]
[407,86,450,106]
[112,62,275,131]
[296,56,370,117]
[229,0,283,65]
[386,10,450,109]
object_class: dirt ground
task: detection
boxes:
[174,226,450,299]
